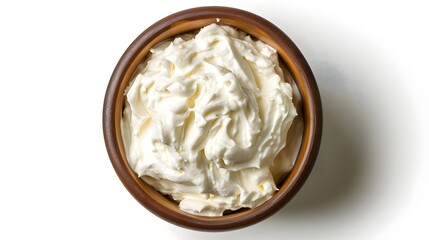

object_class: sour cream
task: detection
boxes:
[121,23,297,216]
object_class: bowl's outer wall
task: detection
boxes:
[103,6,322,231]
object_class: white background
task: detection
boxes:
[1,0,428,239]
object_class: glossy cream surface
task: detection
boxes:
[121,24,297,216]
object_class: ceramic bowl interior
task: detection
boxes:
[103,6,322,231]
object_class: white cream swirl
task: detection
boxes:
[121,23,297,216]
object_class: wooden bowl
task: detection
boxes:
[103,6,322,231]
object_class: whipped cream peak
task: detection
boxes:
[122,23,297,216]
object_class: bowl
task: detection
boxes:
[103,6,322,231]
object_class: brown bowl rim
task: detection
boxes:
[103,6,322,231]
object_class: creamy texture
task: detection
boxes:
[121,24,297,216]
